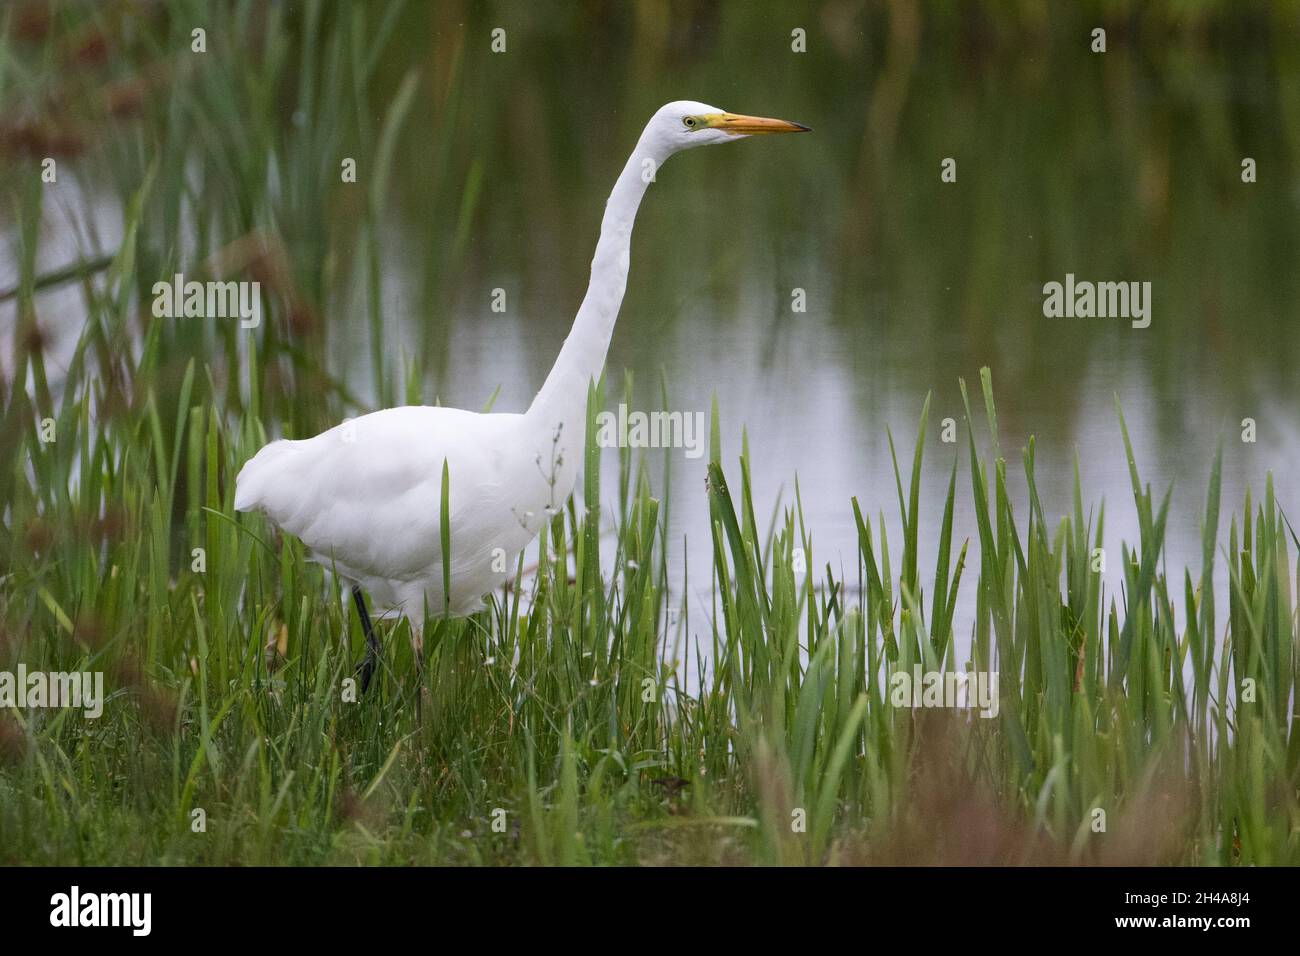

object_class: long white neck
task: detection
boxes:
[525,131,666,442]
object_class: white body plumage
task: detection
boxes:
[235,406,551,615]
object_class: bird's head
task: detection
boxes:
[645,100,810,155]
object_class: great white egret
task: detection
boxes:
[234,101,809,689]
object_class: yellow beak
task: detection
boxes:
[706,112,811,135]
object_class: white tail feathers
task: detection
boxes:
[233,439,295,512]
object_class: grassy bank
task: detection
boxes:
[2,346,1297,863]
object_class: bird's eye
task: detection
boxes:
[683,117,697,129]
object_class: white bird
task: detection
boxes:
[234,100,809,688]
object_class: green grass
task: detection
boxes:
[2,345,1297,863]
[1,1,1297,866]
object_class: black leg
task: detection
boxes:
[352,585,380,693]
[414,625,425,725]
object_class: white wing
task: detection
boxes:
[235,406,529,591]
